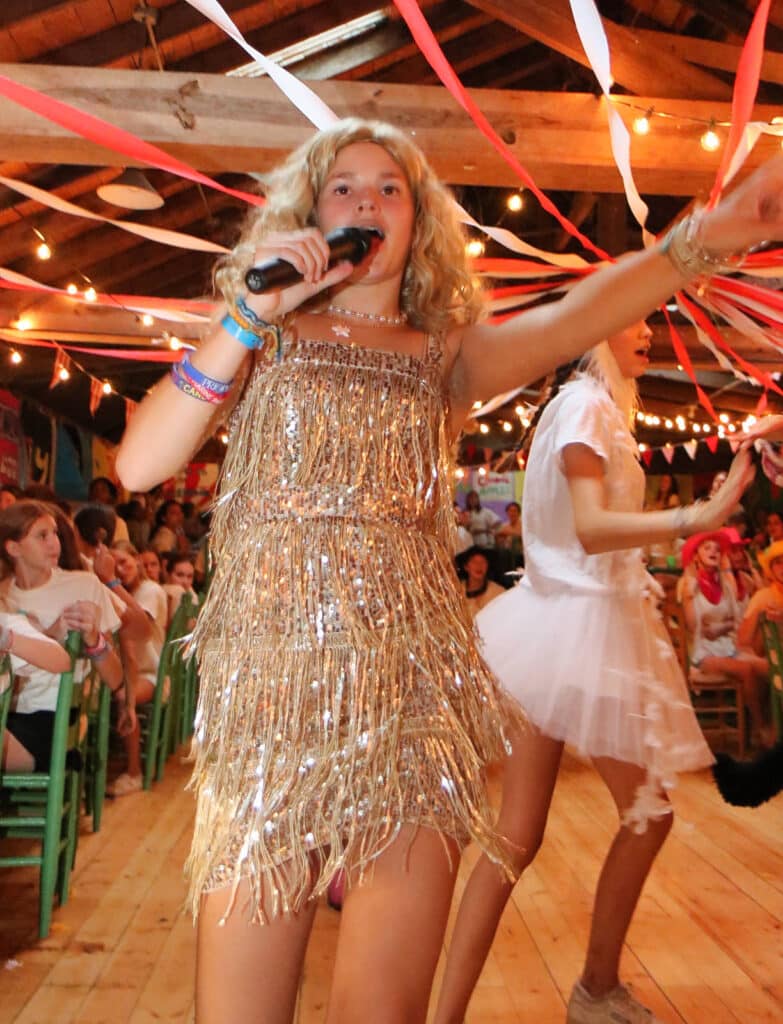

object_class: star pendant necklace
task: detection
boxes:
[326,304,407,338]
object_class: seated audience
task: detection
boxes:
[150,500,189,556]
[457,546,504,620]
[0,501,129,773]
[88,477,129,543]
[139,547,163,585]
[738,540,783,656]
[495,500,523,571]
[109,542,168,796]
[465,490,501,549]
[161,552,199,624]
[1,610,71,771]
[454,502,473,556]
[681,529,772,747]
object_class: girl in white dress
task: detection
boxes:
[434,322,753,1024]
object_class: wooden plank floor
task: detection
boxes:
[1,752,782,1023]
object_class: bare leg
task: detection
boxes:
[118,678,154,777]
[2,731,35,771]
[433,725,564,1024]
[196,873,317,1024]
[579,757,673,997]
[327,824,459,1024]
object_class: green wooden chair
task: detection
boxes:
[83,672,111,831]
[758,614,783,740]
[140,598,191,789]
[0,632,87,938]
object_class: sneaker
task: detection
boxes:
[567,981,661,1023]
[109,772,143,797]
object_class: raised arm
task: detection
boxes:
[563,444,753,556]
[452,154,783,415]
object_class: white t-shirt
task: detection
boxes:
[130,578,168,685]
[521,374,646,598]
[468,507,501,548]
[2,612,64,687]
[0,569,121,714]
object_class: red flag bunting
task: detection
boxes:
[641,449,653,467]
[49,348,70,389]
[89,377,104,417]
[705,435,719,454]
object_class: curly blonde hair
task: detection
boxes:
[214,118,485,335]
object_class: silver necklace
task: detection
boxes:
[326,304,407,338]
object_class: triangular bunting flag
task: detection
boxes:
[49,348,70,389]
[641,449,653,467]
[89,378,104,417]
[729,438,741,453]
[661,444,675,464]
[684,440,698,460]
[705,435,719,453]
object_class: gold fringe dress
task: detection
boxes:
[187,330,515,921]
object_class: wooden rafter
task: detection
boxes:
[0,64,779,196]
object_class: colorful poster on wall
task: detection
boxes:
[0,390,24,485]
[91,435,117,486]
[54,422,90,500]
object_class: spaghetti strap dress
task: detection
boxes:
[186,329,517,920]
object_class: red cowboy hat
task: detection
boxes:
[681,528,733,569]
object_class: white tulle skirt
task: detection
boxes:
[477,580,713,827]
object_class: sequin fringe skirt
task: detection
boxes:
[185,518,518,923]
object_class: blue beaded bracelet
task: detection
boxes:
[180,353,232,395]
[220,312,263,349]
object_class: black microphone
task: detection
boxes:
[244,226,381,294]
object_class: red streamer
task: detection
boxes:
[391,0,610,261]
[0,73,264,208]
[707,0,771,208]
[663,307,717,420]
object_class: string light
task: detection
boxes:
[58,365,70,382]
[169,336,183,351]
[455,467,465,480]
[66,283,78,295]
[479,422,490,435]
[141,313,154,327]
[14,316,33,331]
[84,286,98,302]
[10,349,22,365]
[632,108,652,136]
[220,431,229,445]
[472,400,483,410]
[36,241,52,260]
[466,239,485,257]
[506,192,524,212]
[514,404,526,416]
[700,122,721,152]
[102,381,112,395]
[478,466,487,477]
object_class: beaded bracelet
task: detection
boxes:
[170,361,225,405]
[84,633,110,661]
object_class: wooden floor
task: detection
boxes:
[1,753,782,1024]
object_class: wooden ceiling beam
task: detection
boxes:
[683,0,783,52]
[1,64,779,195]
[465,0,732,99]
[629,27,783,86]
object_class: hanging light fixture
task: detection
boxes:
[96,169,164,210]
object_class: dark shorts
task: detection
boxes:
[5,711,56,772]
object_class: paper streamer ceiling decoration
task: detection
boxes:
[0,0,782,422]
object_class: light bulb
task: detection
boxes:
[700,127,721,152]
[220,432,229,445]
[502,421,512,432]
[507,193,524,212]
[102,381,112,395]
[10,350,22,365]
[84,286,97,302]
[514,405,525,416]
[693,424,701,433]
[66,283,78,295]
[465,239,485,257]
[664,419,673,429]
[702,423,711,433]
[169,336,183,351]
[36,241,52,260]
[472,400,483,410]
[455,468,465,480]
[719,413,729,423]
[141,313,154,327]
[479,422,489,435]
[478,466,487,477]
[632,115,650,136]
[58,366,70,381]
[14,316,32,331]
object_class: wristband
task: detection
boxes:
[84,633,109,660]
[226,299,284,361]
[179,354,232,394]
[220,312,265,350]
[105,578,123,590]
[170,362,225,405]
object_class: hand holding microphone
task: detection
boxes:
[245,226,381,294]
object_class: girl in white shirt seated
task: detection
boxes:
[110,541,168,796]
[0,501,126,771]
